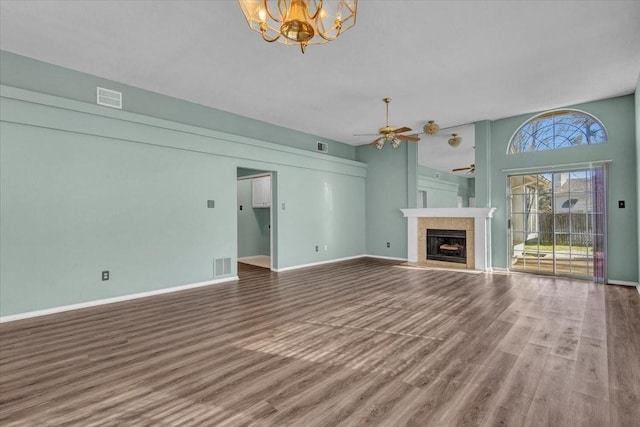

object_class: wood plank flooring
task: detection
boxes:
[1,258,639,426]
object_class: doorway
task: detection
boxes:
[237,168,274,270]
[508,166,606,281]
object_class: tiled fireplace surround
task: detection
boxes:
[401,208,497,271]
[420,217,475,269]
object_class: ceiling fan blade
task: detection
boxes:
[453,163,475,172]
[396,134,420,142]
[392,126,412,134]
[354,133,380,136]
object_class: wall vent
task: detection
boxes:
[214,257,232,277]
[316,141,329,153]
[96,87,122,109]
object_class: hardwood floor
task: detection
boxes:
[1,258,639,426]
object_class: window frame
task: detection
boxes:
[506,108,608,154]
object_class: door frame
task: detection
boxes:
[236,169,277,271]
[505,164,608,282]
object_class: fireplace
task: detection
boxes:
[401,208,496,271]
[426,229,467,264]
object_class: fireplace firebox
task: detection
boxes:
[426,229,467,264]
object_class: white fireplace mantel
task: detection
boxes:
[400,208,497,271]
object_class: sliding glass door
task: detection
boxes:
[508,166,606,281]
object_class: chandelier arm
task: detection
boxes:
[276,0,286,20]
[317,25,342,41]
[308,0,324,20]
[261,29,282,43]
[317,1,350,41]
[263,0,282,23]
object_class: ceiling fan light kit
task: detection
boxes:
[448,133,462,147]
[238,0,358,53]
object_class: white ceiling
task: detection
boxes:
[1,1,639,175]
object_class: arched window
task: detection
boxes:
[508,109,607,154]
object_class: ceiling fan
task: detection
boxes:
[368,98,420,150]
[452,164,475,174]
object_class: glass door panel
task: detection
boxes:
[508,166,606,281]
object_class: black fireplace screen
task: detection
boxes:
[426,229,467,264]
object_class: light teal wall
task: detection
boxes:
[460,178,475,205]
[418,174,458,208]
[356,142,415,258]
[474,120,492,208]
[418,165,475,207]
[475,95,638,282]
[0,51,356,161]
[0,83,366,317]
[407,143,418,210]
[277,167,365,266]
[237,178,270,258]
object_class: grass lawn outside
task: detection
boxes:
[524,244,591,254]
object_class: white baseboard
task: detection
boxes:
[0,276,239,323]
[238,256,269,261]
[274,255,366,272]
[273,254,408,272]
[607,279,640,287]
[364,254,408,262]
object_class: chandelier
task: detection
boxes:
[423,120,439,135]
[448,133,462,147]
[238,0,358,53]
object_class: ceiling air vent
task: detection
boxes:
[316,141,329,153]
[96,87,122,109]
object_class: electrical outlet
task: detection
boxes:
[282,202,286,210]
[102,270,109,281]
[324,245,328,251]
[315,245,319,252]
[386,242,391,248]
[239,205,243,211]
[207,200,215,208]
